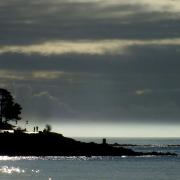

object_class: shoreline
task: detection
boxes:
[0,131,177,157]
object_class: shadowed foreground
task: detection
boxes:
[0,131,176,156]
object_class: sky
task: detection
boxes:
[0,0,180,137]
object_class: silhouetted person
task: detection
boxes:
[36,126,38,132]
[33,127,35,132]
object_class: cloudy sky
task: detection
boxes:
[1,0,180,137]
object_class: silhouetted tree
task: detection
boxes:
[45,124,52,132]
[0,88,22,124]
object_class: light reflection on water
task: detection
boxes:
[0,156,104,161]
[0,165,41,175]
[0,166,25,174]
[0,155,166,176]
[0,156,39,161]
[0,156,179,180]
[0,155,177,162]
[0,158,41,175]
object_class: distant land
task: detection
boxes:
[0,130,176,156]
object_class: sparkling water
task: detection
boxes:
[0,138,179,180]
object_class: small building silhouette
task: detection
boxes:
[102,138,107,145]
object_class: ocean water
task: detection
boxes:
[75,137,180,155]
[0,138,180,180]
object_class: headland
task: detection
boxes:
[0,130,176,156]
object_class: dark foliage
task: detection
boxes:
[0,88,22,125]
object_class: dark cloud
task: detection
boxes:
[1,0,180,45]
[0,0,180,124]
[0,43,180,123]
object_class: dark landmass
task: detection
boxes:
[0,89,176,157]
[0,131,177,156]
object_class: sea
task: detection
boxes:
[0,137,180,180]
